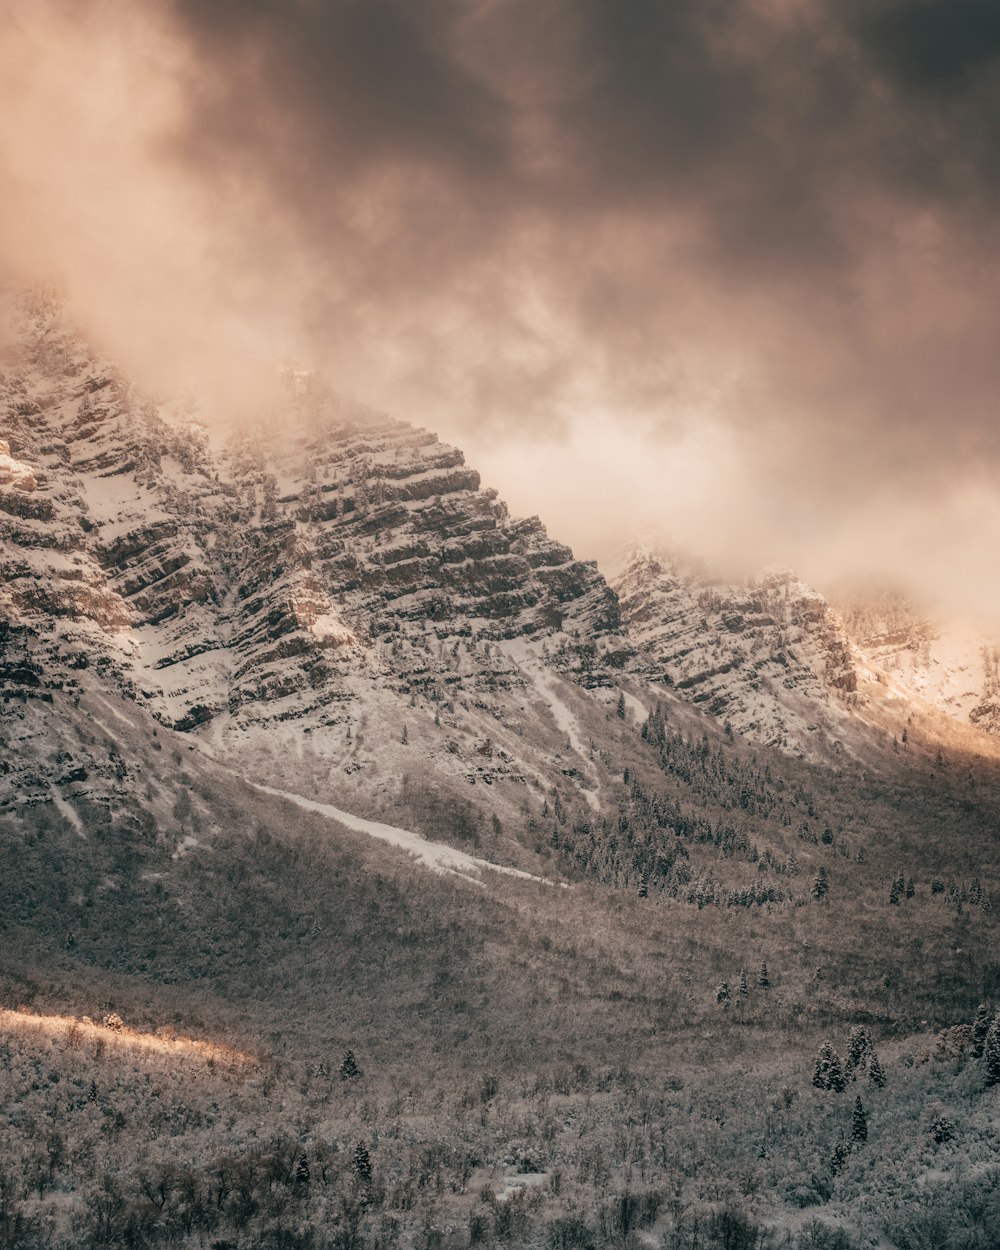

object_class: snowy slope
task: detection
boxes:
[0,291,630,827]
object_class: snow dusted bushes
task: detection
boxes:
[0,721,998,1247]
[1,978,999,1249]
[883,1171,1000,1250]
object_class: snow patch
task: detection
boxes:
[50,787,85,838]
[255,784,558,887]
[500,639,601,810]
[0,441,37,491]
[309,612,356,644]
[172,834,200,860]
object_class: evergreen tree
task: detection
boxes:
[971,1003,993,1058]
[352,1141,373,1184]
[738,969,749,999]
[868,1051,886,1088]
[845,1026,868,1076]
[851,1096,868,1143]
[889,874,903,905]
[616,691,626,720]
[295,1154,310,1184]
[400,725,408,745]
[905,877,915,899]
[811,866,829,901]
[813,1041,840,1090]
[340,1050,362,1080]
[829,1136,851,1176]
[637,873,649,899]
[930,1114,956,1144]
[758,961,770,990]
[983,1019,1000,1087]
[88,1079,98,1103]
[715,981,732,1008]
[812,1042,847,1093]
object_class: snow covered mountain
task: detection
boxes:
[3,289,998,849]
[0,291,631,829]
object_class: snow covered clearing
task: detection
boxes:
[255,784,559,887]
[50,787,85,837]
[501,638,601,810]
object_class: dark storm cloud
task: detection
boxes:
[171,0,512,183]
[5,0,1000,608]
[857,0,1000,91]
[164,1,1000,266]
[155,0,1000,410]
[147,0,1000,605]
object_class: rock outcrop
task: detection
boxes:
[614,549,859,756]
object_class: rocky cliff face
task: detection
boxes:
[613,549,860,756]
[615,549,1000,755]
[0,292,629,818]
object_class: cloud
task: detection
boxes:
[3,0,1000,616]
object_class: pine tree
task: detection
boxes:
[340,1050,361,1080]
[616,691,626,720]
[845,1026,868,1076]
[637,874,649,899]
[889,874,903,905]
[983,1019,1000,1087]
[352,1141,373,1184]
[88,1079,98,1103]
[812,1041,835,1090]
[400,725,408,745]
[296,1154,310,1184]
[829,1136,851,1176]
[930,1114,956,1144]
[868,1051,886,1089]
[812,1041,847,1093]
[905,877,915,899]
[738,969,749,999]
[851,1096,868,1143]
[971,1003,993,1058]
[758,961,770,990]
[716,981,732,1008]
[811,866,829,901]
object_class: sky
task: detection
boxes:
[2,0,1000,616]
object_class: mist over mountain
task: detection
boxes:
[6,2,1000,615]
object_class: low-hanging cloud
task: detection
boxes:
[3,0,1000,617]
